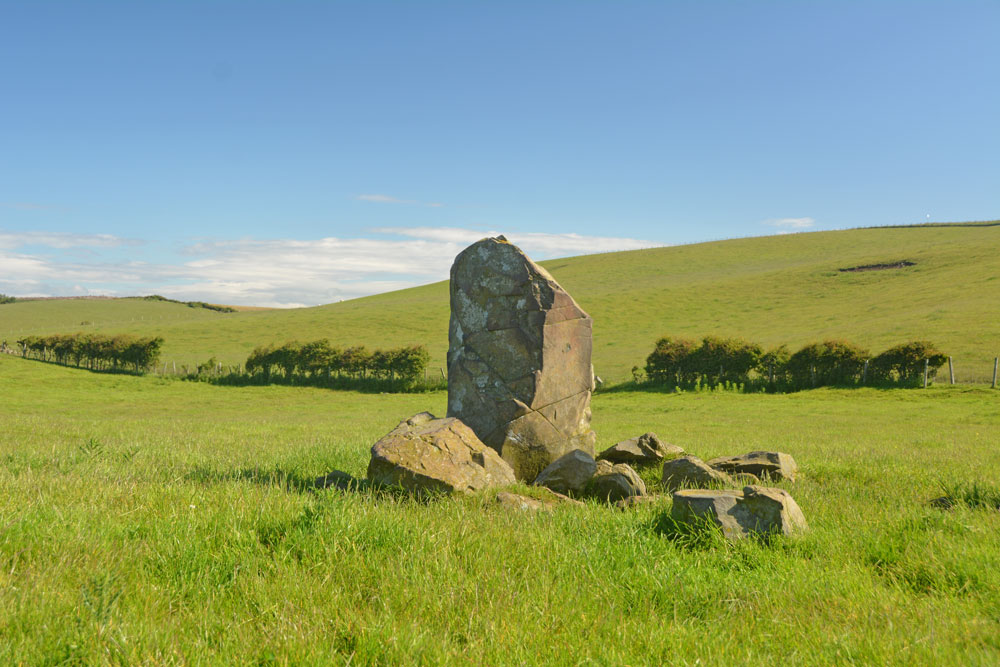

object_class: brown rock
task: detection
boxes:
[367,412,516,495]
[447,236,596,481]
[586,460,646,502]
[661,455,732,491]
[532,449,597,495]
[707,451,799,482]
[670,485,808,540]
[597,432,684,465]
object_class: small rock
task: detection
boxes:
[495,488,584,511]
[367,412,516,495]
[661,455,732,491]
[670,485,809,540]
[929,496,955,510]
[532,449,597,495]
[597,432,684,465]
[731,472,761,486]
[314,469,359,491]
[586,460,646,502]
[707,451,798,482]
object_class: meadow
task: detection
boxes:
[3,222,1000,383]
[2,354,1000,664]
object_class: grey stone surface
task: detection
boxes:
[670,485,809,540]
[661,455,732,491]
[585,460,646,502]
[707,451,799,482]
[367,412,516,495]
[597,432,684,465]
[447,236,596,481]
[532,449,597,495]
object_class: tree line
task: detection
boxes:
[642,335,949,390]
[242,340,432,388]
[15,333,165,373]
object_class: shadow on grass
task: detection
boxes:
[185,466,322,493]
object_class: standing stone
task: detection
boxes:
[447,236,596,481]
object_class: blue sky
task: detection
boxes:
[2,1,997,306]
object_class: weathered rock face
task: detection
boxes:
[670,485,808,540]
[447,236,596,481]
[597,432,683,465]
[367,412,516,495]
[661,455,732,491]
[586,460,646,502]
[707,451,799,482]
[532,449,597,495]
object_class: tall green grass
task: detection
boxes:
[2,356,999,663]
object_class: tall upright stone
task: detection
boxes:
[447,236,596,481]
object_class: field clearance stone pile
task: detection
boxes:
[332,236,808,540]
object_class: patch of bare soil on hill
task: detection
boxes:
[838,260,915,273]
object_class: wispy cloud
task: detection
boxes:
[357,193,443,208]
[0,227,663,308]
[763,217,815,230]
[0,231,141,250]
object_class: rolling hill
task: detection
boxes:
[3,222,999,382]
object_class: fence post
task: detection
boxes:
[993,358,998,389]
[948,356,955,384]
[862,359,869,384]
[923,358,929,388]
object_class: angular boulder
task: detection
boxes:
[661,455,732,491]
[447,236,596,481]
[707,451,799,482]
[671,485,808,540]
[532,449,597,495]
[597,432,683,465]
[367,412,516,495]
[585,460,646,502]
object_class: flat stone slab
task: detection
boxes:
[707,451,798,482]
[368,412,516,495]
[671,485,808,540]
[597,432,684,465]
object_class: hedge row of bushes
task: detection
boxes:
[0,293,15,305]
[244,340,432,387]
[16,333,165,373]
[141,295,236,313]
[643,335,948,390]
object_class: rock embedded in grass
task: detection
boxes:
[585,460,646,502]
[532,449,597,495]
[597,432,683,465]
[446,236,597,482]
[707,451,799,482]
[367,412,516,495]
[495,489,584,511]
[671,485,808,540]
[661,455,732,491]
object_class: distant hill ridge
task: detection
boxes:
[3,222,999,382]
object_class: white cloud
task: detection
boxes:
[0,227,663,307]
[357,194,443,207]
[763,217,815,230]
[0,230,140,250]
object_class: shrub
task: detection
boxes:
[690,336,762,385]
[645,337,697,385]
[870,341,948,386]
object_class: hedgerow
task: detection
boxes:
[16,333,164,373]
[643,335,948,391]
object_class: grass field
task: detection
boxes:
[3,355,1000,664]
[3,222,999,382]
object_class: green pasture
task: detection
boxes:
[2,355,1000,664]
[2,222,999,382]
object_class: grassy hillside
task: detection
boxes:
[3,222,998,381]
[3,355,1000,663]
